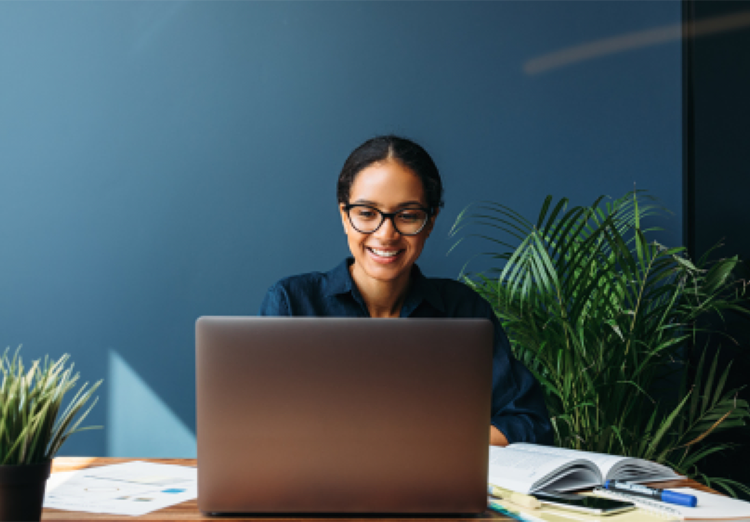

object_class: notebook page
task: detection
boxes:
[672,488,750,520]
[488,446,600,494]
[510,443,628,478]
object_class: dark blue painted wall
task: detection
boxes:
[0,1,682,457]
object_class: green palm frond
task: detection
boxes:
[451,191,750,495]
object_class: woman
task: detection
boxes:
[260,135,552,446]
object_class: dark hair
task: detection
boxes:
[337,135,444,211]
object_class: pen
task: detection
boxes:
[488,484,542,509]
[604,480,698,507]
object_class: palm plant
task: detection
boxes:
[0,348,102,465]
[450,192,750,496]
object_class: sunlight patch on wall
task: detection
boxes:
[107,349,196,457]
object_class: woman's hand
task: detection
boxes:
[490,425,509,446]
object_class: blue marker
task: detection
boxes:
[604,480,698,508]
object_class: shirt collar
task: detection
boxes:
[324,257,445,315]
[323,258,356,297]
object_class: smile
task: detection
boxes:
[367,247,404,263]
[370,248,400,257]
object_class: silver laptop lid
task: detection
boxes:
[196,317,492,514]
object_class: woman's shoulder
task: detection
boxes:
[427,276,478,296]
[260,269,331,316]
[422,275,494,316]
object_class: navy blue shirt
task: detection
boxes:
[259,258,553,444]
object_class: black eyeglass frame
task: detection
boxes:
[344,204,433,236]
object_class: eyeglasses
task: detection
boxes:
[344,204,432,236]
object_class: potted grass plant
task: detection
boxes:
[0,348,102,521]
[450,191,750,496]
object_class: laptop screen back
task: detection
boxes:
[196,317,492,514]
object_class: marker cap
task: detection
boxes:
[662,490,698,508]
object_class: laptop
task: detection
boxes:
[196,316,493,515]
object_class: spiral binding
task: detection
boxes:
[592,487,684,520]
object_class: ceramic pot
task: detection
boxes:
[0,460,51,522]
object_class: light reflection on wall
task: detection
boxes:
[525,10,750,75]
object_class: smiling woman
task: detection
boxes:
[340,158,436,318]
[259,135,553,446]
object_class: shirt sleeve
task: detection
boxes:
[258,283,292,316]
[487,312,554,445]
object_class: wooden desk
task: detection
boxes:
[42,458,717,522]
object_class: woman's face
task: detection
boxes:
[339,159,437,285]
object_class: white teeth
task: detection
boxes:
[370,248,399,257]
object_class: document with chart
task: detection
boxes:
[44,461,197,516]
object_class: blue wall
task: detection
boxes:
[0,1,682,457]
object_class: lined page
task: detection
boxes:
[488,446,600,493]
[509,443,629,477]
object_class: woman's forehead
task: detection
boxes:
[349,160,427,206]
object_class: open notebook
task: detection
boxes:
[489,444,681,494]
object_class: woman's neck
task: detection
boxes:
[349,262,411,318]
